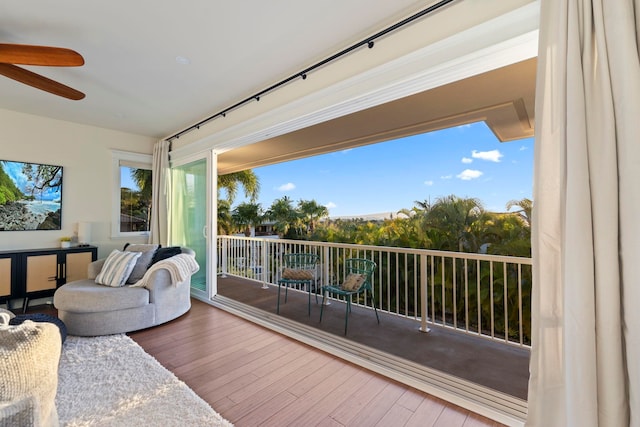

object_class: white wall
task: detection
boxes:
[0,108,155,257]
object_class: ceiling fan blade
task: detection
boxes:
[0,63,85,100]
[0,44,84,66]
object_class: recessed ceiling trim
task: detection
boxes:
[170,2,539,162]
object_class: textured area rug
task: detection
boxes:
[56,335,233,427]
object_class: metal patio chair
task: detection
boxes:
[277,253,320,316]
[319,258,379,335]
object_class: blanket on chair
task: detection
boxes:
[132,253,200,288]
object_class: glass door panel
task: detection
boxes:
[170,158,208,294]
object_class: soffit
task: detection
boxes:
[217,58,536,175]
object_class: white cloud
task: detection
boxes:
[457,169,483,180]
[472,149,503,162]
[519,146,528,151]
[277,182,295,191]
[461,157,473,164]
[441,175,453,180]
[325,201,337,209]
[424,180,434,186]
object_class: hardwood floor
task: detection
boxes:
[129,299,505,427]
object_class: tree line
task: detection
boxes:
[218,171,531,257]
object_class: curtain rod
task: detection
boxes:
[166,0,457,142]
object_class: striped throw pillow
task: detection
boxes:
[95,250,142,287]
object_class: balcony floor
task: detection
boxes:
[216,275,530,401]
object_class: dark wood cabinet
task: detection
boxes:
[0,246,97,310]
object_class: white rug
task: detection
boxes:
[56,335,233,427]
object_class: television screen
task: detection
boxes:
[0,159,63,231]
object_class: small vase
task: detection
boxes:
[60,241,71,249]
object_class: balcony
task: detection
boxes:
[213,236,531,426]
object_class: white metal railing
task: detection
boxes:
[217,236,532,347]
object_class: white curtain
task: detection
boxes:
[528,1,640,426]
[149,140,171,246]
[168,167,188,246]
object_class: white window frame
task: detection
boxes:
[111,150,153,239]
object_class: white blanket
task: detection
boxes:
[131,253,199,288]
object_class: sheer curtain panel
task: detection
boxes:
[149,140,171,246]
[528,1,640,426]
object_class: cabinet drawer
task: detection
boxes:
[65,251,93,282]
[0,258,10,297]
[26,254,58,293]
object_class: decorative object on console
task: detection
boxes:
[77,221,91,246]
[60,236,71,248]
[0,159,63,231]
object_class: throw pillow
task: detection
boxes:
[151,246,182,265]
[124,244,160,284]
[282,268,314,281]
[341,273,366,291]
[95,250,142,287]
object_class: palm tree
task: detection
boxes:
[217,199,233,235]
[265,196,302,238]
[231,202,263,236]
[129,168,153,229]
[506,198,533,226]
[218,170,260,204]
[130,168,152,200]
[426,195,487,252]
[297,199,329,234]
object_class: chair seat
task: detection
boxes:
[278,278,313,284]
[321,284,354,295]
[54,280,149,313]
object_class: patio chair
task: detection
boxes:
[277,253,320,316]
[319,258,379,335]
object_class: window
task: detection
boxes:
[112,150,152,238]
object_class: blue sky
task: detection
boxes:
[234,121,533,217]
[121,167,138,190]
[3,160,62,201]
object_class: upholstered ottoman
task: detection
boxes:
[10,313,68,343]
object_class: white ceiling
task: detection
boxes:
[0,0,432,139]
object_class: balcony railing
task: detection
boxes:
[217,236,532,348]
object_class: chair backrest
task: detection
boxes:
[344,258,376,291]
[282,253,319,270]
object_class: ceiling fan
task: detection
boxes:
[0,43,85,100]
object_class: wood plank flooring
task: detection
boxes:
[129,299,505,427]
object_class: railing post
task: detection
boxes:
[220,238,228,278]
[261,239,269,289]
[322,245,331,305]
[420,254,430,332]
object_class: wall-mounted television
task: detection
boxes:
[0,159,63,231]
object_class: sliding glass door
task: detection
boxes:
[170,155,212,297]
